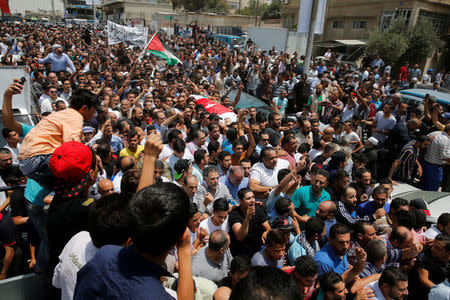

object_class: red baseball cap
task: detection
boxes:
[50,141,94,197]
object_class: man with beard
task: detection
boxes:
[308,84,324,115]
[38,44,75,73]
[325,170,349,202]
[335,186,382,229]
[357,186,389,219]
[295,119,313,145]
[314,223,366,281]
[365,266,409,300]
[0,148,13,212]
[351,168,373,204]
[264,112,282,147]
[249,147,289,202]
[193,165,232,216]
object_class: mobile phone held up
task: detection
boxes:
[19,77,27,85]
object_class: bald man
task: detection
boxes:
[316,200,337,242]
[183,174,198,202]
[112,156,136,193]
[98,179,114,197]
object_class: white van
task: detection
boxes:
[0,67,36,145]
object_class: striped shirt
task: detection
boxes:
[395,140,419,180]
[424,131,450,165]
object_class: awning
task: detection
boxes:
[334,39,366,46]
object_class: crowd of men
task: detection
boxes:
[0,20,449,300]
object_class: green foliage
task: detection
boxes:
[400,18,443,64]
[365,29,408,64]
[365,17,442,65]
[173,0,230,13]
[263,0,281,19]
[237,0,269,17]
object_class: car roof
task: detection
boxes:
[400,89,450,105]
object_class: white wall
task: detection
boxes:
[8,0,65,16]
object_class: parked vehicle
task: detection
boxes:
[0,67,36,145]
[211,34,245,49]
[390,181,450,223]
[400,88,450,107]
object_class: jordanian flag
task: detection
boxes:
[140,33,181,66]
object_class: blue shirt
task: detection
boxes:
[74,245,175,300]
[357,201,390,219]
[219,175,248,203]
[314,243,349,277]
[291,186,330,217]
[109,135,124,154]
[21,123,50,207]
[38,52,76,73]
[274,96,288,117]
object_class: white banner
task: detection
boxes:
[297,0,327,34]
[107,20,148,48]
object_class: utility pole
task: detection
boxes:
[50,0,55,20]
[254,0,259,26]
[303,0,319,75]
[93,4,96,29]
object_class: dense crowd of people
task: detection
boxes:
[0,20,449,300]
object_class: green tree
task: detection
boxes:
[172,0,230,12]
[262,0,281,19]
[400,18,442,64]
[365,29,408,64]
[365,17,442,65]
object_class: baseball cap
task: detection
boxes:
[82,126,93,133]
[410,198,430,216]
[271,216,294,231]
[173,159,190,181]
[49,141,94,198]
[367,136,378,146]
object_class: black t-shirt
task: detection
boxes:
[228,205,267,257]
[265,127,281,147]
[47,194,94,269]
[10,189,27,219]
[409,247,449,299]
[9,189,27,233]
[0,213,16,248]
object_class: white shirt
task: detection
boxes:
[200,216,230,234]
[250,159,290,200]
[112,171,123,193]
[424,224,442,240]
[4,143,20,166]
[159,144,174,161]
[167,150,194,179]
[342,131,360,151]
[52,231,98,300]
[40,97,69,113]
[373,111,396,144]
[308,149,323,161]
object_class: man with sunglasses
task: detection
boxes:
[40,86,68,114]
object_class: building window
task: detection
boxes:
[380,9,411,29]
[332,21,344,29]
[418,10,450,38]
[352,21,367,29]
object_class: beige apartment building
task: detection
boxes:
[282,0,450,42]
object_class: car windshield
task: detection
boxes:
[394,190,450,205]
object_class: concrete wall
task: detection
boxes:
[153,12,256,29]
[8,0,65,16]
